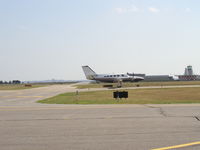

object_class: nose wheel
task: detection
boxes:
[117,80,122,88]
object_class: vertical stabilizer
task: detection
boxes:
[82,66,97,80]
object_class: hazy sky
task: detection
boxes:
[1,0,200,81]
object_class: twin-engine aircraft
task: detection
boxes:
[82,66,144,86]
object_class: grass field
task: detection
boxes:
[0,84,46,90]
[75,81,200,89]
[38,87,200,104]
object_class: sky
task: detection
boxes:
[1,0,200,81]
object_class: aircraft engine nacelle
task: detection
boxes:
[131,76,144,82]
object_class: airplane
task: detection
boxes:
[82,66,144,87]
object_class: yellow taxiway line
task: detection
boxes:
[152,141,200,150]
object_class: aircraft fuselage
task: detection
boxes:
[82,66,144,83]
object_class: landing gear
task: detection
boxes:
[117,80,122,88]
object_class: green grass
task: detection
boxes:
[75,81,200,89]
[38,87,200,104]
[0,84,46,90]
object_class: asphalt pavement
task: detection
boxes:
[0,84,200,150]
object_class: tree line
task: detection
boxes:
[0,80,21,84]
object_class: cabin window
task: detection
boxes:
[117,75,120,77]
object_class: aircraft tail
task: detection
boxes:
[82,66,97,80]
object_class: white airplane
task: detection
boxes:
[82,66,144,85]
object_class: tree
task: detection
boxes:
[12,80,21,84]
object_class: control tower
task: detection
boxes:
[178,65,200,81]
[184,65,193,76]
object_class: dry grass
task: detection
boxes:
[38,87,200,104]
[75,81,200,89]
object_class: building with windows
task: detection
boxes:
[128,73,174,81]
[144,75,174,81]
[178,66,200,81]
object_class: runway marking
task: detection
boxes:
[152,141,200,150]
